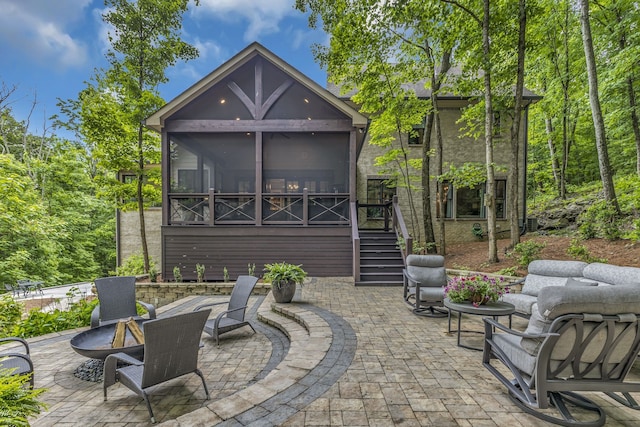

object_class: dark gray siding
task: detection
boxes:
[163,226,352,281]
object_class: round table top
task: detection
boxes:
[444,298,515,316]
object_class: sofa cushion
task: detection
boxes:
[500,293,538,316]
[520,308,552,354]
[520,286,640,355]
[520,260,588,296]
[527,260,588,277]
[521,274,570,296]
[405,255,447,288]
[582,262,640,287]
[537,285,640,319]
[565,277,598,287]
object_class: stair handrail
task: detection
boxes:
[350,201,361,282]
[392,195,412,259]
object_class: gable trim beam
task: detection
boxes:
[228,81,256,118]
[165,119,355,133]
[259,79,293,120]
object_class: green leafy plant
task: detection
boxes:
[0,367,47,425]
[496,266,518,277]
[507,240,546,268]
[247,263,256,276]
[566,238,607,263]
[0,296,24,338]
[115,253,158,277]
[578,201,621,240]
[196,264,205,283]
[444,275,509,307]
[148,264,158,282]
[173,266,183,283]
[13,299,99,339]
[263,262,308,289]
[223,267,230,282]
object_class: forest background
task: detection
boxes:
[1,0,640,287]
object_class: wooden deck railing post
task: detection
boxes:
[209,188,215,226]
[303,188,309,226]
[351,202,360,282]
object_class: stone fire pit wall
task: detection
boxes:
[134,281,271,308]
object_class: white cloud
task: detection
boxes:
[193,38,225,62]
[197,0,296,41]
[0,0,93,69]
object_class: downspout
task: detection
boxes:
[521,104,530,235]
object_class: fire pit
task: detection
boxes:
[70,319,146,361]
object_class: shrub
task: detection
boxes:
[507,240,546,268]
[578,201,621,240]
[173,266,183,283]
[12,299,98,339]
[115,253,158,276]
[0,368,47,425]
[566,238,607,263]
[0,296,24,338]
[196,264,205,283]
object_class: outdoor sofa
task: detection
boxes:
[501,260,640,318]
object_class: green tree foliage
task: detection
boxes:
[59,0,198,274]
[1,87,115,285]
[0,154,63,285]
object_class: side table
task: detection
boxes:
[444,298,515,351]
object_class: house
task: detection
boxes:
[118,42,539,283]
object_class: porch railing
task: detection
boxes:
[168,189,350,226]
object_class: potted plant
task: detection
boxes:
[263,262,308,303]
[444,274,509,307]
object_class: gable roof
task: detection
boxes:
[145,42,368,131]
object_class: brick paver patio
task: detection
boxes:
[17,277,640,426]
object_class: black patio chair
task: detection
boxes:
[194,275,259,345]
[0,337,34,388]
[103,309,211,424]
[483,285,640,426]
[403,254,449,317]
[91,276,156,328]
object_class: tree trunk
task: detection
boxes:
[430,47,452,256]
[483,0,498,263]
[579,0,620,213]
[544,117,561,192]
[627,77,640,176]
[137,124,150,273]
[422,112,437,254]
[509,0,527,248]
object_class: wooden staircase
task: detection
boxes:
[356,230,404,286]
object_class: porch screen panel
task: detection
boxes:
[168,133,256,223]
[263,132,349,223]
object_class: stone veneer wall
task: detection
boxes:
[118,208,162,269]
[135,282,272,308]
[356,108,525,245]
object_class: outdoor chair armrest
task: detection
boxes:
[483,317,559,339]
[137,301,156,319]
[103,351,144,392]
[193,301,228,311]
[214,305,248,328]
[0,337,30,354]
[1,353,34,371]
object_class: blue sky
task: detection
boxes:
[0,0,328,139]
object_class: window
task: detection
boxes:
[438,180,506,219]
[367,178,395,219]
[493,111,502,137]
[408,125,424,145]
